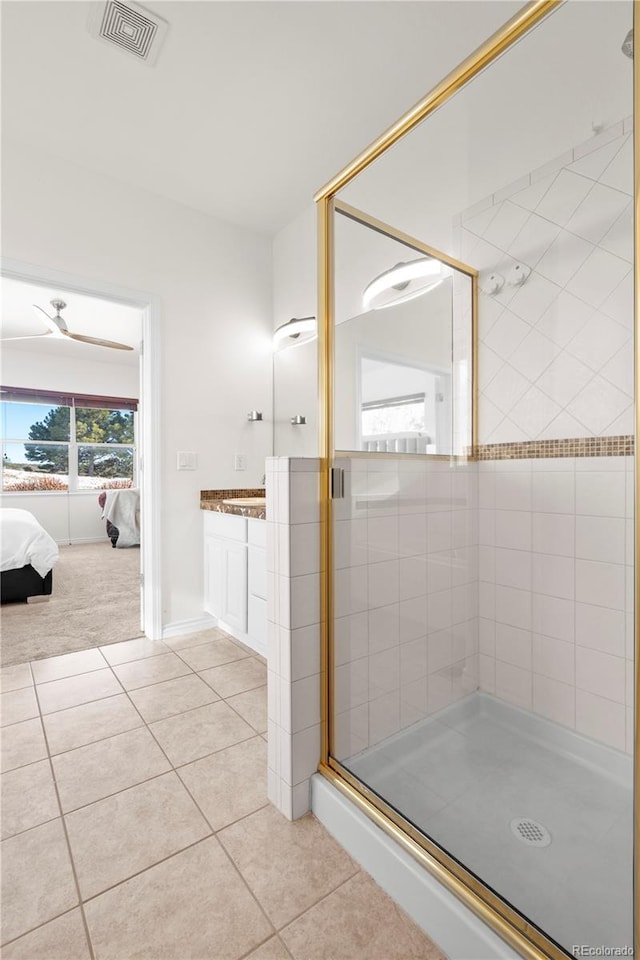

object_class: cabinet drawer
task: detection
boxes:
[248,545,266,600]
[203,510,247,542]
[248,518,266,548]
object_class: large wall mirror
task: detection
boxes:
[333,204,475,456]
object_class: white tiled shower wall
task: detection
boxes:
[331,456,478,761]
[458,118,634,444]
[477,455,634,755]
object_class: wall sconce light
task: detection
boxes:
[273,316,317,352]
[290,415,306,425]
[247,411,263,422]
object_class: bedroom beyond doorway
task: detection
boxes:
[1,541,142,667]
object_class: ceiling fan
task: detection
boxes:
[2,299,134,351]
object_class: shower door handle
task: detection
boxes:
[330,466,345,499]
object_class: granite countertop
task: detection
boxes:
[200,488,266,520]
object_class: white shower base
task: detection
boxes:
[344,693,633,954]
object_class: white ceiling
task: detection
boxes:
[1,0,524,235]
[1,277,142,366]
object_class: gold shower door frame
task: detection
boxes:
[314,2,640,959]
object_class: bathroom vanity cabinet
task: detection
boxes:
[203,511,266,656]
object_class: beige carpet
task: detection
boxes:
[1,542,143,666]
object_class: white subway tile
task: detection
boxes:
[576,472,625,517]
[290,625,321,681]
[478,654,495,693]
[276,472,290,524]
[369,692,401,745]
[427,670,453,714]
[495,547,532,591]
[479,618,496,656]
[291,675,321,733]
[291,780,311,819]
[278,576,290,629]
[400,637,428,684]
[533,674,575,729]
[532,472,575,514]
[532,634,575,684]
[369,648,400,700]
[289,573,320,629]
[575,516,625,564]
[289,472,319,524]
[495,623,532,670]
[495,660,532,710]
[575,689,626,751]
[532,593,574,642]
[576,647,626,704]
[334,659,369,713]
[576,559,625,610]
[334,565,368,618]
[368,560,400,609]
[478,582,495,620]
[334,613,368,666]
[369,603,400,652]
[400,680,428,727]
[399,556,428,601]
[532,554,575,600]
[495,510,531,551]
[494,471,532,511]
[368,516,399,563]
[398,513,427,558]
[532,512,575,557]
[428,590,454,632]
[291,724,321,785]
[495,585,532,631]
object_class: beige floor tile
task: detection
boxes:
[43,694,143,756]
[0,819,78,945]
[100,637,171,665]
[281,871,445,960]
[128,673,219,723]
[179,736,267,831]
[66,772,210,899]
[1,718,47,773]
[150,700,255,767]
[176,637,250,672]
[0,663,33,694]
[162,628,227,652]
[52,727,170,812]
[200,657,267,699]
[245,936,293,960]
[1,759,59,839]
[226,685,267,733]
[1,686,39,727]
[84,837,273,960]
[37,670,122,715]
[219,806,358,929]
[1,908,90,960]
[31,648,107,684]
[112,652,192,690]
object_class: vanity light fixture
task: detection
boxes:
[273,316,317,351]
[362,257,451,311]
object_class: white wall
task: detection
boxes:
[272,206,318,458]
[2,141,274,628]
[0,345,141,544]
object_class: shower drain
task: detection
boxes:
[510,817,551,847]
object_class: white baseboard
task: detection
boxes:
[311,775,520,960]
[161,615,218,640]
[57,537,111,545]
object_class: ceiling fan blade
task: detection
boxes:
[32,304,65,336]
[63,330,134,351]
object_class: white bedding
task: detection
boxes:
[0,509,59,579]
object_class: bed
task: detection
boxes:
[0,509,59,604]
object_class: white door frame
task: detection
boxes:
[0,258,162,640]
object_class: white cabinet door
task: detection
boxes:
[221,540,248,633]
[204,536,223,618]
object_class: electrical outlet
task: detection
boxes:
[177,451,197,470]
[234,454,247,471]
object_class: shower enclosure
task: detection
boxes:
[316,2,637,957]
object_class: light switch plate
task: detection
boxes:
[234,454,247,471]
[177,451,197,470]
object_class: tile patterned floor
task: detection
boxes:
[0,629,444,960]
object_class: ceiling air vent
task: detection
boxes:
[88,1,168,66]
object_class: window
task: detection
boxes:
[361,393,427,440]
[1,388,137,493]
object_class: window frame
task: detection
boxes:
[1,387,138,495]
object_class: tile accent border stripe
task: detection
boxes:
[471,435,634,461]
